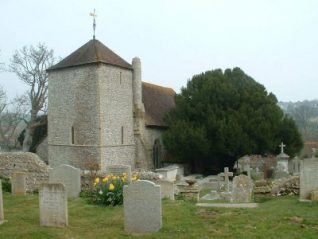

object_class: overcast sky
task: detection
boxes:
[0,0,317,102]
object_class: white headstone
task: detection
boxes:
[105,164,131,183]
[124,180,162,233]
[155,165,178,182]
[11,172,27,195]
[300,158,318,200]
[0,180,4,224]
[49,164,81,198]
[39,183,68,227]
[156,180,174,200]
[231,175,254,203]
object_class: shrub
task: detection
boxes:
[0,176,11,192]
[82,173,139,206]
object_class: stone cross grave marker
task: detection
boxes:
[231,174,254,203]
[0,180,4,224]
[300,158,318,200]
[124,180,162,233]
[11,172,27,195]
[219,167,233,192]
[49,164,81,198]
[39,183,68,227]
[105,164,131,183]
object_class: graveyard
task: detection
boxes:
[0,192,318,238]
[1,2,318,238]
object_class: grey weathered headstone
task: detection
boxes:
[49,164,81,198]
[105,164,131,183]
[156,180,174,200]
[218,167,233,192]
[11,172,27,195]
[300,158,318,200]
[231,175,254,203]
[124,180,162,233]
[39,183,68,227]
[0,180,4,224]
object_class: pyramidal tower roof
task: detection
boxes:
[47,39,132,71]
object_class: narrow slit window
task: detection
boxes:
[121,126,124,144]
[120,72,122,84]
[71,126,75,144]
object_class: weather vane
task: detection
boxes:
[89,9,97,39]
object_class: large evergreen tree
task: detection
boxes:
[163,68,303,174]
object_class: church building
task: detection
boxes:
[46,38,175,170]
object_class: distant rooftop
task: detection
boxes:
[47,39,132,71]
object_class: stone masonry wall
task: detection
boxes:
[0,152,50,192]
[98,65,135,170]
[48,65,101,168]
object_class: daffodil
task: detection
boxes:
[95,177,100,184]
[109,183,115,191]
[103,177,108,183]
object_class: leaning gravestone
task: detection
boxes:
[11,172,27,195]
[49,164,81,198]
[300,158,318,200]
[124,180,162,233]
[105,164,131,183]
[231,175,254,203]
[0,180,4,224]
[39,183,68,227]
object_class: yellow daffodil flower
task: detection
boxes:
[109,183,115,191]
[95,178,100,184]
[103,177,108,183]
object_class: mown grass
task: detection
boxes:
[1,193,318,239]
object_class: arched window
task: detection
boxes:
[152,139,162,169]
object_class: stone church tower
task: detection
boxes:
[47,39,175,170]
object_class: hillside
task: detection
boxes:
[278,100,318,141]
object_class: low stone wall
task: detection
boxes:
[254,176,299,196]
[0,152,50,192]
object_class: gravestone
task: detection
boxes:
[124,180,162,233]
[155,165,178,181]
[105,164,131,183]
[0,180,4,224]
[218,167,233,192]
[11,172,27,195]
[231,175,254,203]
[156,180,174,200]
[300,158,318,200]
[49,164,81,198]
[39,183,68,227]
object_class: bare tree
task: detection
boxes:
[10,43,55,151]
[0,87,29,151]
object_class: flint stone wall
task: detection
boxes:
[0,152,50,192]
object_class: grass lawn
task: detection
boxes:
[1,193,318,239]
